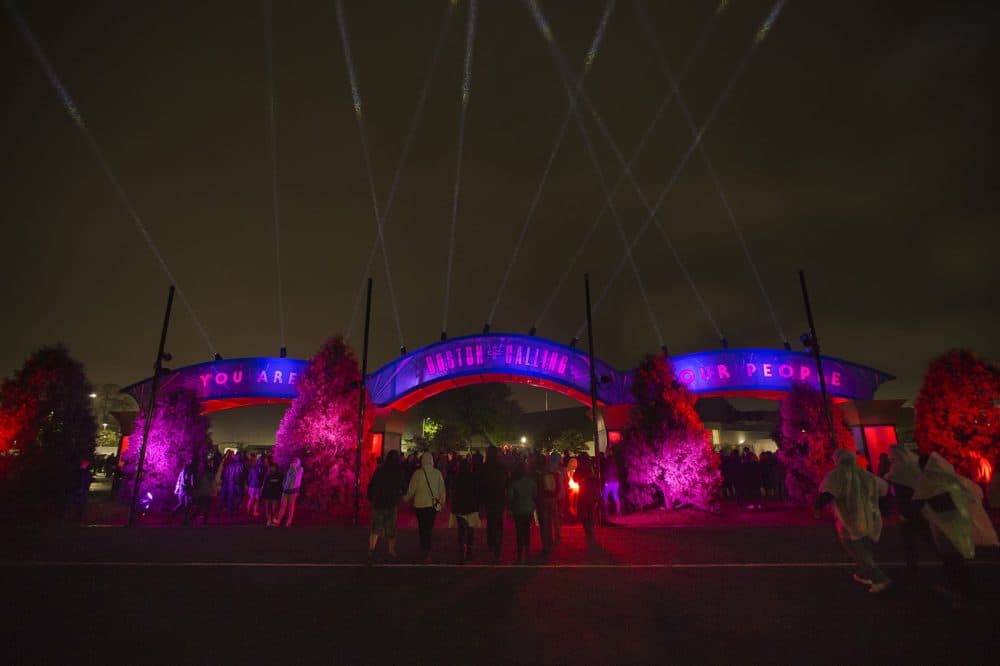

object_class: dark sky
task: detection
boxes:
[2,1,997,436]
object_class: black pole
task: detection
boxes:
[584,274,603,525]
[353,278,373,527]
[128,285,175,527]
[798,270,837,446]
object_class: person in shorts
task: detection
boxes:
[261,461,283,526]
[366,450,405,563]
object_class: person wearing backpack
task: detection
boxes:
[403,452,446,562]
[537,453,561,556]
[366,450,405,563]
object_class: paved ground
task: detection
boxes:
[3,521,998,665]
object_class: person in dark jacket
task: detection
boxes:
[575,453,600,540]
[367,450,405,562]
[481,445,509,563]
[509,461,538,563]
[260,461,283,527]
[449,457,480,562]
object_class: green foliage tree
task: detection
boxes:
[0,345,97,517]
[418,384,522,447]
[551,426,590,454]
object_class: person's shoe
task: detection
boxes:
[852,574,873,586]
[869,580,892,594]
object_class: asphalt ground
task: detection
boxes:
[3,522,999,665]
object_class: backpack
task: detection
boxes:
[541,471,559,499]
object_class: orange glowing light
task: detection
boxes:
[568,475,579,493]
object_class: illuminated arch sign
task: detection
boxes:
[366,334,633,411]
[122,340,892,415]
[122,357,308,414]
[668,349,892,403]
[364,336,892,410]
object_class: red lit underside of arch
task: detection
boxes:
[199,397,292,415]
[385,373,598,412]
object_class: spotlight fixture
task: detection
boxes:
[799,333,813,349]
[720,337,729,349]
[482,323,491,334]
[399,346,407,355]
[440,331,447,341]
[528,326,537,336]
[569,337,579,348]
[279,347,287,358]
[160,352,173,362]
[213,353,223,361]
[782,341,792,351]
[660,345,670,356]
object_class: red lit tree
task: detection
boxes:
[775,382,855,505]
[915,349,999,480]
[0,345,97,514]
[620,354,720,511]
[120,387,212,511]
[274,336,374,512]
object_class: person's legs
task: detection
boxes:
[486,507,504,559]
[284,492,299,526]
[275,494,289,525]
[416,507,436,557]
[842,537,890,587]
[386,507,399,558]
[538,500,553,553]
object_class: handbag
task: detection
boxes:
[423,468,442,512]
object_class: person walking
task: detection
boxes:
[913,452,999,603]
[366,450,405,563]
[245,455,266,517]
[575,453,601,541]
[261,461,283,526]
[814,448,892,593]
[481,445,509,563]
[169,461,195,523]
[537,454,561,556]
[403,452,445,561]
[186,463,215,525]
[885,443,932,573]
[448,457,481,563]
[508,461,537,563]
[274,457,304,527]
[599,451,621,516]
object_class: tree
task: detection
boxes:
[273,336,374,511]
[418,384,522,447]
[620,354,720,511]
[775,382,855,505]
[0,345,97,515]
[915,349,999,480]
[119,387,211,511]
[551,426,590,455]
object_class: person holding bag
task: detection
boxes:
[403,452,446,562]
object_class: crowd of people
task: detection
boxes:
[720,447,786,508]
[366,446,613,564]
[169,449,304,527]
[814,443,999,603]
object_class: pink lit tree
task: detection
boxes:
[620,354,720,511]
[273,336,374,512]
[120,387,212,511]
[775,382,855,505]
[915,349,999,481]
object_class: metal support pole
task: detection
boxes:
[584,273,603,525]
[798,269,837,446]
[128,285,175,527]
[353,278,373,527]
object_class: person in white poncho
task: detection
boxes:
[884,443,934,572]
[814,448,892,593]
[913,452,999,599]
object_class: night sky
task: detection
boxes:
[2,1,997,441]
